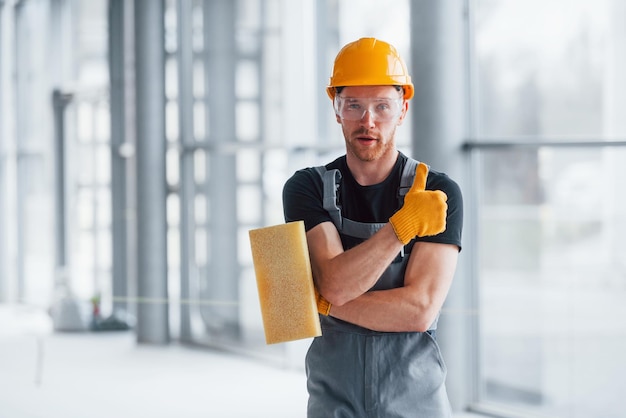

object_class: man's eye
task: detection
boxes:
[347,103,363,110]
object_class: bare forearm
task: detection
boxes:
[329,288,438,333]
[310,223,403,305]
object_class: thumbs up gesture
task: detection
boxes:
[389,163,448,244]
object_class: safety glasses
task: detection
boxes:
[334,96,404,122]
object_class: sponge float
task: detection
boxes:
[249,221,322,344]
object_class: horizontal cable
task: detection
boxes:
[111,296,238,306]
[463,138,626,150]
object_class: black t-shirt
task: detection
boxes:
[282,153,463,250]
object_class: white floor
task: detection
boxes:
[0,304,481,418]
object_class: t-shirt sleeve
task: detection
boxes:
[282,168,332,232]
[414,173,464,251]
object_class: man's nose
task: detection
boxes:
[359,109,376,126]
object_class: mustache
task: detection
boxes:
[352,128,376,137]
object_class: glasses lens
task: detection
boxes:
[334,97,402,122]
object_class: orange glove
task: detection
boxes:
[389,163,448,244]
[314,287,331,316]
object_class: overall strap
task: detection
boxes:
[313,166,343,229]
[398,157,423,202]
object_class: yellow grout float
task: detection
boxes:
[248,221,322,344]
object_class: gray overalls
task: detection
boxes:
[306,158,452,418]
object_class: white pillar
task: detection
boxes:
[410,0,475,411]
[604,0,626,278]
[134,0,169,345]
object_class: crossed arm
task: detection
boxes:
[307,221,459,333]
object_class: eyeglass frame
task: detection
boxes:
[333,95,405,123]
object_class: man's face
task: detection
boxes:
[334,85,408,163]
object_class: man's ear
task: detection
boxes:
[397,101,409,126]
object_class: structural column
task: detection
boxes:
[176,0,194,342]
[314,0,339,146]
[410,0,475,411]
[52,89,73,285]
[605,0,626,276]
[134,0,169,344]
[0,0,7,301]
[204,0,239,338]
[109,0,136,316]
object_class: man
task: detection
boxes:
[283,37,463,417]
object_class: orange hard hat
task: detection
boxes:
[326,37,414,101]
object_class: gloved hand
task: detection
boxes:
[314,287,331,316]
[389,163,448,244]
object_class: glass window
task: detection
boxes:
[473,1,626,416]
[473,0,612,139]
[475,146,626,417]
